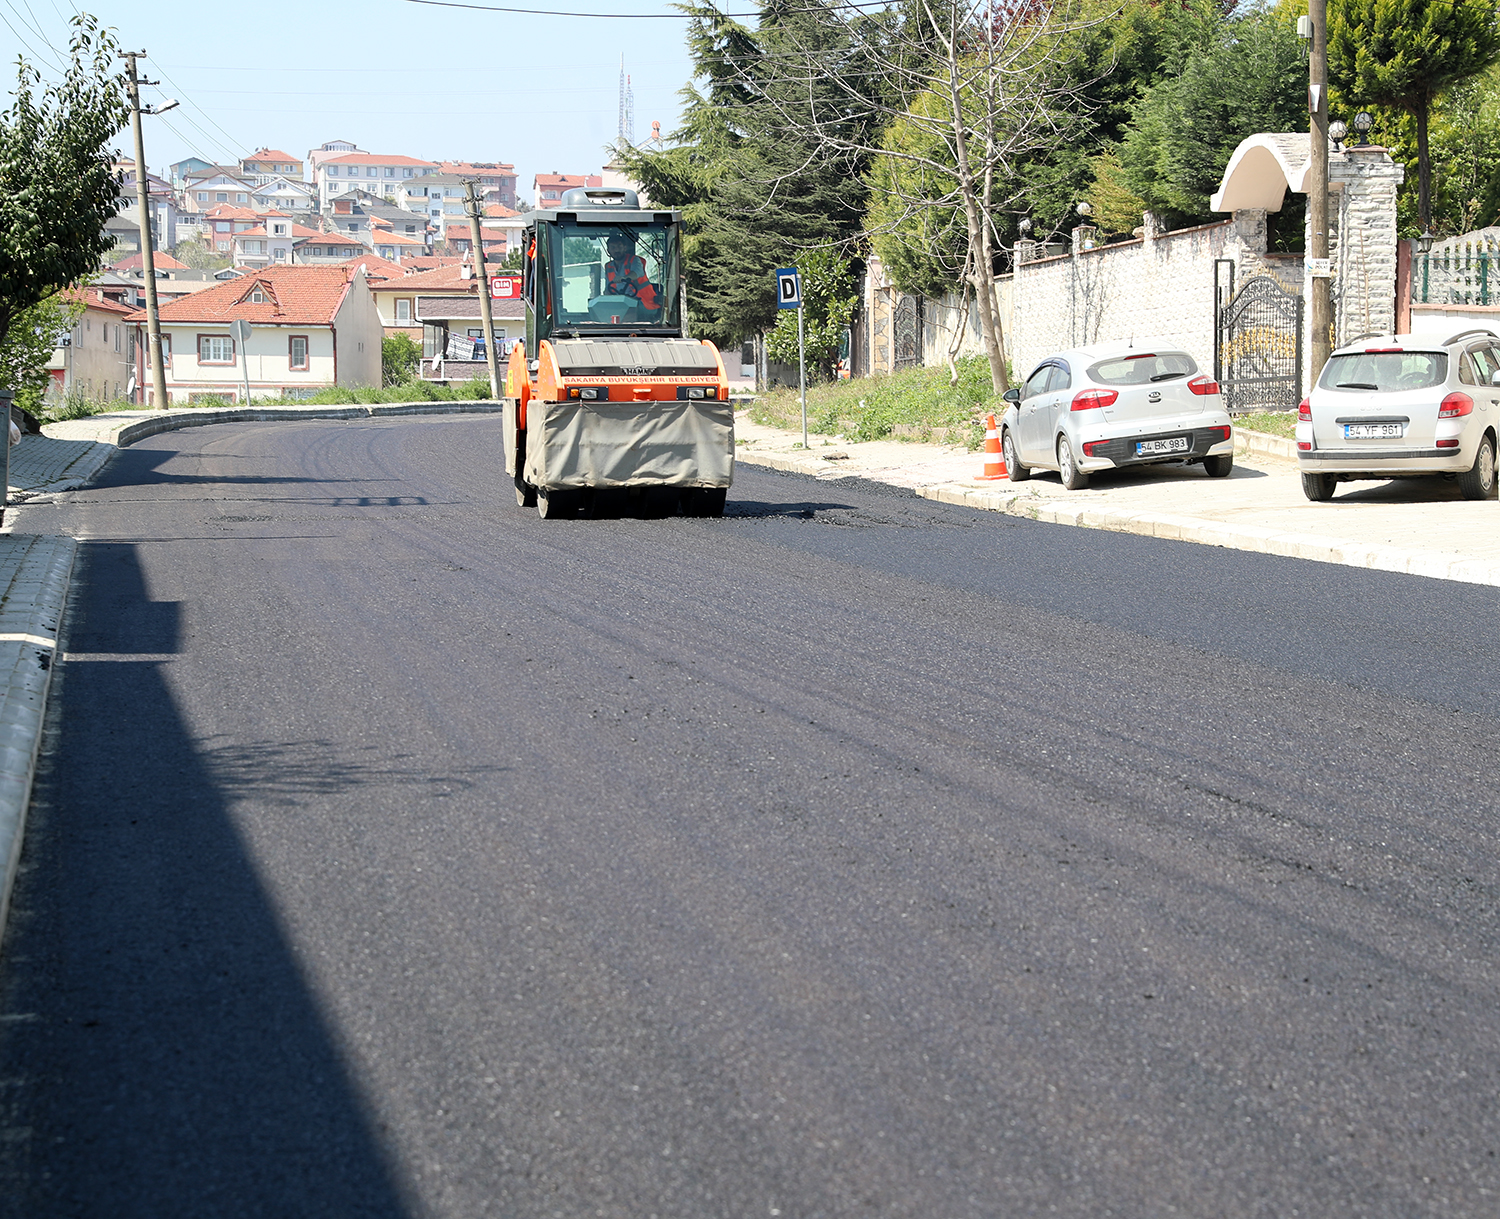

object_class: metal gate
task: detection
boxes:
[893,293,921,370]
[1214,261,1303,414]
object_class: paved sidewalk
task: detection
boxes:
[733,412,1500,587]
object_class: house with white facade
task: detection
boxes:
[125,264,383,403]
[250,176,317,213]
[436,161,518,209]
[182,171,257,213]
[44,287,137,403]
[292,231,373,264]
[242,148,304,181]
[534,172,601,209]
[317,153,438,209]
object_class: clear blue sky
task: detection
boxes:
[0,0,702,191]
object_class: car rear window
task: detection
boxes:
[1087,352,1197,385]
[1319,351,1447,392]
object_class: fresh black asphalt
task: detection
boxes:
[1,415,1497,1217]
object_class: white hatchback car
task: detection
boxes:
[1297,328,1499,501]
[1000,340,1234,490]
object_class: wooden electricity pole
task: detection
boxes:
[120,51,170,409]
[464,180,502,398]
[1307,0,1333,385]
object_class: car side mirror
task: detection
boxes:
[1002,388,1021,403]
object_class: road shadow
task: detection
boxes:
[0,542,410,1219]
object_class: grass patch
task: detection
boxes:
[749,355,1003,448]
[37,393,146,424]
[1234,410,1297,438]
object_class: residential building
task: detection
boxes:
[125,264,383,403]
[241,148,304,181]
[366,260,473,343]
[250,176,318,213]
[306,139,363,180]
[316,153,438,209]
[44,287,137,402]
[398,173,477,222]
[436,161,517,208]
[326,192,433,250]
[200,204,262,255]
[292,231,372,264]
[483,203,525,256]
[230,211,298,268]
[168,156,214,187]
[600,157,651,206]
[112,251,189,275]
[114,162,179,248]
[370,226,429,263]
[534,172,602,209]
[181,170,258,212]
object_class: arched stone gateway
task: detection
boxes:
[1211,133,1404,394]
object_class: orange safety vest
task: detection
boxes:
[605,255,658,309]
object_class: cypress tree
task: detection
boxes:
[1330,0,1500,231]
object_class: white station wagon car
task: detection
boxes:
[1000,340,1234,490]
[1297,328,1499,501]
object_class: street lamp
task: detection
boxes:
[1075,201,1093,217]
[1353,111,1373,146]
[1417,230,1435,255]
[1328,118,1347,151]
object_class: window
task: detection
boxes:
[273,248,286,262]
[403,167,413,177]
[250,288,265,302]
[216,240,229,252]
[367,167,378,177]
[146,334,170,368]
[328,165,339,176]
[199,334,234,363]
[405,224,415,234]
[289,335,308,369]
[395,299,411,322]
[196,191,207,202]
[273,224,286,235]
[114,325,121,352]
[245,242,263,256]
[1023,365,1051,399]
[385,167,395,177]
[216,192,227,202]
[236,193,247,203]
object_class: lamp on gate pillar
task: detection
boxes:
[1353,111,1374,147]
[1329,118,1347,152]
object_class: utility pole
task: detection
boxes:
[464,179,502,398]
[120,52,176,410]
[1307,0,1333,386]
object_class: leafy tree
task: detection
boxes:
[0,15,126,358]
[1117,5,1306,228]
[1329,0,1500,231]
[382,332,421,386]
[0,292,84,411]
[765,248,858,380]
[171,237,231,271]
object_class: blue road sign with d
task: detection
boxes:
[776,267,801,309]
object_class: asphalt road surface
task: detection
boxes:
[1,416,1497,1218]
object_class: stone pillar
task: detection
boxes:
[1329,146,1404,346]
[1227,207,1269,283]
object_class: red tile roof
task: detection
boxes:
[485,204,523,218]
[204,204,260,221]
[65,285,135,316]
[377,263,476,291]
[112,251,188,272]
[397,256,463,273]
[128,265,357,326]
[247,149,297,162]
[534,173,598,188]
[324,153,437,168]
[334,255,409,281]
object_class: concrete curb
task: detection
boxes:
[29,400,507,499]
[1235,427,1298,462]
[734,443,1500,588]
[0,535,76,945]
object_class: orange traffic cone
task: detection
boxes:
[976,412,1007,480]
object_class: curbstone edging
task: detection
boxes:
[0,535,76,951]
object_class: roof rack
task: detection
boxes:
[1442,327,1500,346]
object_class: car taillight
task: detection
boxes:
[1437,438,1461,448]
[1205,425,1231,443]
[1082,439,1107,456]
[1071,388,1117,411]
[1298,397,1312,422]
[1297,441,1313,450]
[1187,375,1220,395]
[1439,391,1473,418]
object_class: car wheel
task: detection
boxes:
[1456,432,1497,500]
[1300,472,1337,502]
[1203,453,1233,478]
[536,487,575,518]
[515,475,536,507]
[1057,435,1088,490]
[1003,429,1029,481]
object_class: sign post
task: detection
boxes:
[230,319,252,404]
[776,267,806,447]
